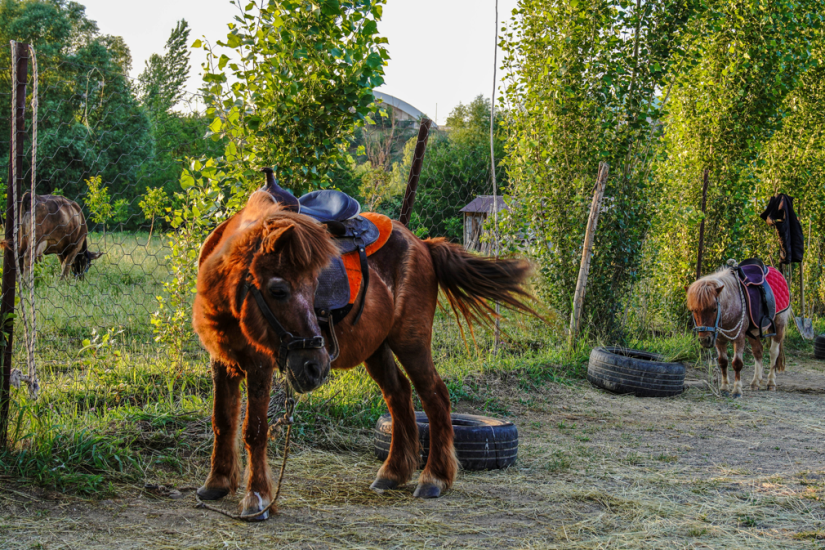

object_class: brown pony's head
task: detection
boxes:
[686,275,725,348]
[233,191,338,393]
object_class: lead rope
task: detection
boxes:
[8,41,39,399]
[195,391,295,521]
[718,280,746,340]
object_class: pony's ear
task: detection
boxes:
[261,221,296,256]
[712,280,725,294]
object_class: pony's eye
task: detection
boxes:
[267,278,290,301]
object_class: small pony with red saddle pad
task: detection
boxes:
[192,171,538,519]
[687,258,790,398]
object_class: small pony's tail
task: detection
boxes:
[424,238,539,331]
[776,339,786,372]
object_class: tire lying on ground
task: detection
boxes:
[815,335,825,360]
[587,346,685,397]
[374,411,517,471]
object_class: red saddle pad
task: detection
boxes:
[766,267,790,313]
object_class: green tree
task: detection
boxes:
[501,0,698,336]
[647,0,825,320]
[196,0,389,199]
[85,175,112,232]
[139,187,169,240]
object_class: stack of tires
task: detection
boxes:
[815,335,825,360]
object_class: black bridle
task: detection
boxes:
[241,281,326,372]
[692,298,722,345]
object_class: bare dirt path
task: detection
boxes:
[2,353,825,549]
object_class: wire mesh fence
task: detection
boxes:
[0,39,547,440]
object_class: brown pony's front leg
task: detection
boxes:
[716,342,730,394]
[198,359,243,501]
[391,342,457,499]
[240,366,275,520]
[364,343,419,493]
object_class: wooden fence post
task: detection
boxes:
[696,169,709,280]
[568,162,609,346]
[399,118,432,227]
[1,42,29,449]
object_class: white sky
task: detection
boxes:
[79,0,519,125]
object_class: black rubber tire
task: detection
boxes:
[815,335,825,360]
[587,346,685,397]
[373,412,517,471]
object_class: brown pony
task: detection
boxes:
[687,267,788,398]
[193,190,535,519]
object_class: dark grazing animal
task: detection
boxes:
[1,193,102,278]
[192,190,537,519]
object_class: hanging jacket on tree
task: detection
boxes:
[760,193,804,264]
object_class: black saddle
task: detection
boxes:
[260,168,378,327]
[735,258,777,338]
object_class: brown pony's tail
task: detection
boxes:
[424,238,539,331]
[776,340,786,372]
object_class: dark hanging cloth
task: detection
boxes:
[760,193,804,264]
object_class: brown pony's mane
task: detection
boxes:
[686,267,734,311]
[225,190,337,277]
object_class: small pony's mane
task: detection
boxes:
[231,190,337,275]
[686,267,734,311]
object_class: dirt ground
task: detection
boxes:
[2,352,825,549]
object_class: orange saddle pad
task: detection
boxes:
[341,213,393,304]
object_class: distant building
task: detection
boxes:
[459,195,508,254]
[373,91,438,128]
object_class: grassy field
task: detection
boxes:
[1,231,824,548]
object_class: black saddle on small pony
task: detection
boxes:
[734,258,777,338]
[261,168,378,326]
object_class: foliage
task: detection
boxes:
[137,19,190,112]
[647,0,825,319]
[138,187,169,240]
[196,0,389,196]
[85,175,112,227]
[151,160,225,367]
[501,0,700,336]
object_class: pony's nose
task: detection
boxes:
[304,360,323,382]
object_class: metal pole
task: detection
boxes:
[696,169,709,280]
[491,0,500,354]
[399,118,432,227]
[1,42,28,448]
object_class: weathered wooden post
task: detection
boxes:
[568,162,609,346]
[1,42,29,448]
[696,169,709,280]
[398,118,432,227]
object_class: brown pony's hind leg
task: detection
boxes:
[364,342,419,493]
[198,359,243,501]
[748,335,764,391]
[731,337,746,398]
[390,342,457,499]
[238,366,275,520]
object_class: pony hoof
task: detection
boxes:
[413,483,441,499]
[732,393,742,399]
[750,383,760,391]
[241,508,270,521]
[196,485,229,501]
[370,478,399,494]
[720,390,730,397]
[767,385,776,391]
